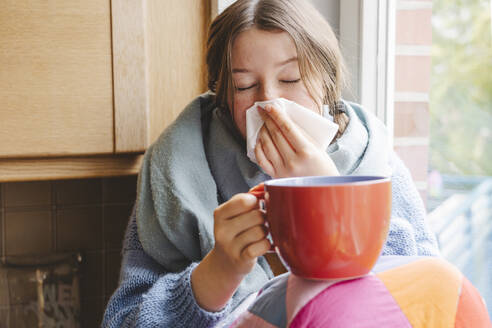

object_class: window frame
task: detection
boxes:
[339,0,396,145]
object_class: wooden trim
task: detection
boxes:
[111,0,149,153]
[0,155,143,182]
[145,0,210,144]
[211,0,219,18]
[112,0,210,151]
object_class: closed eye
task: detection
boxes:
[236,84,257,91]
[235,79,300,91]
[281,79,301,84]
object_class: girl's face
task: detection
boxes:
[228,28,319,138]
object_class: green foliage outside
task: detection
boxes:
[430,0,492,175]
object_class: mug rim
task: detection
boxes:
[264,175,390,187]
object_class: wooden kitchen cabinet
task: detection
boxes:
[0,0,210,181]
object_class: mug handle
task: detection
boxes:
[248,183,276,253]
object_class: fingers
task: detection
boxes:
[232,224,269,258]
[225,209,266,239]
[255,128,281,176]
[258,107,297,157]
[213,193,266,246]
[261,104,309,151]
[254,140,275,177]
[242,238,271,260]
[213,193,271,274]
[258,125,284,165]
[214,193,258,223]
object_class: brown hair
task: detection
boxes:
[206,0,349,135]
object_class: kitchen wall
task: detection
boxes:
[0,176,137,327]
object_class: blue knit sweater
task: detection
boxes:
[102,210,229,328]
[102,151,439,328]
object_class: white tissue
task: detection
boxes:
[246,98,339,164]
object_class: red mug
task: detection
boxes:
[250,176,391,280]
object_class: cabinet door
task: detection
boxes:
[112,0,210,153]
[0,0,114,158]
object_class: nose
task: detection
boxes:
[258,82,278,101]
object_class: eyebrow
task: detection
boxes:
[232,56,298,73]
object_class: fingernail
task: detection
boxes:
[264,105,272,112]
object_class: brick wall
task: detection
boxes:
[393,0,433,205]
[0,176,137,327]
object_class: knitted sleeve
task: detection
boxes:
[102,210,232,328]
[382,151,440,257]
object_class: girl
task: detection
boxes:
[103,1,439,326]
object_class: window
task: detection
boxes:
[426,0,492,312]
[341,0,492,314]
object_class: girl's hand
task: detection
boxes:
[211,193,271,276]
[192,193,270,311]
[255,104,339,178]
